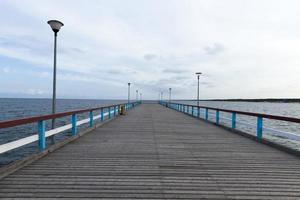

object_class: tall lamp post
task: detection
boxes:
[169,88,172,103]
[48,20,64,142]
[195,72,202,106]
[136,90,138,101]
[127,83,131,103]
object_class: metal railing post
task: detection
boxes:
[108,107,111,119]
[257,116,263,141]
[38,120,46,151]
[197,107,200,118]
[101,108,104,122]
[216,110,220,124]
[72,114,77,135]
[89,111,93,127]
[205,108,208,120]
[192,106,194,116]
[232,112,236,129]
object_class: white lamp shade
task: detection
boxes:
[47,20,64,32]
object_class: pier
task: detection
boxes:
[0,103,299,199]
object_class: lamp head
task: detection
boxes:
[128,82,131,86]
[195,72,202,75]
[47,20,64,33]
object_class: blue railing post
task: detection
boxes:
[216,110,220,124]
[197,107,200,118]
[257,116,263,141]
[205,108,208,120]
[114,106,116,117]
[232,112,236,129]
[72,114,77,135]
[192,106,194,116]
[38,120,46,151]
[89,111,93,127]
[101,108,104,122]
[108,107,111,119]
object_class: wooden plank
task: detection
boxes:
[0,104,299,199]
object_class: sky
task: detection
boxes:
[0,0,300,100]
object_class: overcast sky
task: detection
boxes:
[0,0,300,100]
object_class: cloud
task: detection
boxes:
[163,68,186,74]
[26,88,47,95]
[203,43,225,55]
[1,0,300,99]
[1,67,11,73]
[144,53,158,61]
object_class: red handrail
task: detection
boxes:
[0,102,137,129]
[166,102,300,123]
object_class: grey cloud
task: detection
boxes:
[204,43,225,55]
[106,69,123,75]
[163,68,186,74]
[144,53,158,61]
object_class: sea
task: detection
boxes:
[0,98,300,166]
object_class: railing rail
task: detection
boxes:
[159,101,300,142]
[0,101,141,154]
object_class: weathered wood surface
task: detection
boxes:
[0,104,300,199]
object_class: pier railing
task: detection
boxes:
[160,101,300,143]
[0,101,141,154]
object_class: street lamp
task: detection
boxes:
[47,20,64,138]
[136,90,138,101]
[127,83,131,103]
[169,88,172,103]
[195,72,202,106]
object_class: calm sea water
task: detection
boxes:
[1,98,300,166]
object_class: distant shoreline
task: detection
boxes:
[0,97,300,103]
[178,98,300,103]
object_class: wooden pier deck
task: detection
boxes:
[0,104,300,199]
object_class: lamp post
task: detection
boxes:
[169,88,172,103]
[195,72,202,106]
[127,83,131,103]
[136,90,138,101]
[140,93,142,102]
[47,20,64,142]
[161,91,163,101]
